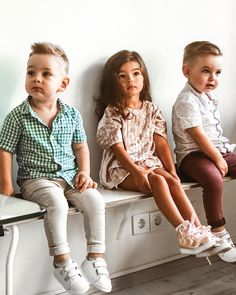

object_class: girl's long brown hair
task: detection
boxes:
[96,50,152,120]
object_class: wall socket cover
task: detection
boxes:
[150,211,162,231]
[132,212,150,235]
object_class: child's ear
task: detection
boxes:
[60,77,70,92]
[182,64,190,79]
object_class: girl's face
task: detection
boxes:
[117,61,144,100]
[183,54,222,94]
[25,54,69,102]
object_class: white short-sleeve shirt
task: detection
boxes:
[172,83,235,166]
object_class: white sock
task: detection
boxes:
[214,229,227,238]
[54,257,71,268]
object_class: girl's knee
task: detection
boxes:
[148,173,166,187]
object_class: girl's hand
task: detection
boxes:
[132,168,152,194]
[215,157,228,177]
[74,171,97,192]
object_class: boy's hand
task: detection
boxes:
[74,171,97,192]
[215,157,228,177]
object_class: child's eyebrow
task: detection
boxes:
[27,65,52,71]
[118,67,141,73]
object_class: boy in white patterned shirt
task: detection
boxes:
[172,41,236,262]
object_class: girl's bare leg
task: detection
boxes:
[152,168,201,226]
[119,174,185,228]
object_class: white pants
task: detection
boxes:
[20,178,105,256]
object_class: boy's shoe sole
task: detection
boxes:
[196,239,232,257]
[180,239,216,255]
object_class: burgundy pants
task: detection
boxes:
[179,152,236,228]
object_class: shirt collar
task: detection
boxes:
[21,96,69,115]
[185,82,218,104]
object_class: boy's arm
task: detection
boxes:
[72,142,97,192]
[187,126,228,176]
[153,134,179,180]
[0,149,15,196]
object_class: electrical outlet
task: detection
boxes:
[132,212,150,235]
[150,211,162,231]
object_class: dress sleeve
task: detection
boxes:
[97,106,123,149]
[153,104,167,139]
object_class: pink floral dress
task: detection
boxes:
[96,100,167,188]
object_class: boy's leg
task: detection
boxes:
[179,152,225,228]
[180,152,236,262]
[224,152,236,177]
[65,187,105,254]
[21,178,90,294]
[65,187,111,293]
[21,178,70,255]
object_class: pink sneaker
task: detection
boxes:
[176,220,216,255]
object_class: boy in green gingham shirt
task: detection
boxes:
[0,42,111,295]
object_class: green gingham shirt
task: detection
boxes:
[0,97,87,187]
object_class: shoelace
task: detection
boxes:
[221,232,235,248]
[185,215,214,265]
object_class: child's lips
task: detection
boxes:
[32,87,43,92]
[127,85,136,90]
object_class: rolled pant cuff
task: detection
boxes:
[88,244,106,254]
[209,217,226,229]
[49,244,70,256]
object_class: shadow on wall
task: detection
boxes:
[0,56,22,191]
[0,56,22,125]
[76,60,105,181]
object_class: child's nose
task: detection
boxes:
[209,73,217,81]
[128,74,134,82]
[34,74,41,83]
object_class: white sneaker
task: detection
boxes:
[218,231,236,263]
[196,226,231,257]
[54,260,89,295]
[81,257,112,293]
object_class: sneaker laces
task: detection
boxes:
[220,232,235,248]
[177,215,210,248]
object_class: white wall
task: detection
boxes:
[1,0,236,294]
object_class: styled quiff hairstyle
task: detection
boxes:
[183,41,222,64]
[29,42,69,74]
[96,50,152,120]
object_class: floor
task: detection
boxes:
[90,255,236,295]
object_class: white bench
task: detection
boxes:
[14,176,233,214]
[67,176,234,214]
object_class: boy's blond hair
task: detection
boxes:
[183,41,222,64]
[29,42,69,74]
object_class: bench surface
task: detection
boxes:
[67,176,234,213]
[14,176,234,215]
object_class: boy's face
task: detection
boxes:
[25,54,69,101]
[117,61,144,100]
[183,54,222,94]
